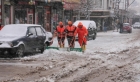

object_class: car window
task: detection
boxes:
[28,27,36,36]
[35,27,45,36]
[89,23,93,30]
[135,23,140,25]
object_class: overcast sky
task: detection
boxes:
[129,0,140,13]
[136,0,140,3]
[129,0,139,6]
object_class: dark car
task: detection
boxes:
[122,23,132,33]
[0,24,53,57]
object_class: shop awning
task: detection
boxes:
[73,15,110,18]
[36,0,62,2]
[64,0,80,3]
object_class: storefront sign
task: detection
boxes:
[18,1,29,5]
[4,1,11,5]
[90,12,109,16]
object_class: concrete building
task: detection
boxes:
[73,0,114,31]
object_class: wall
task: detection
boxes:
[0,0,2,24]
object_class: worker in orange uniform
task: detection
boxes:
[76,22,88,52]
[54,21,66,48]
[65,21,77,48]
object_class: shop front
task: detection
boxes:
[3,0,11,25]
[14,3,35,24]
[73,10,113,31]
[3,0,63,32]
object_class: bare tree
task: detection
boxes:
[128,9,137,18]
[74,0,94,20]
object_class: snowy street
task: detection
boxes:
[1,29,140,82]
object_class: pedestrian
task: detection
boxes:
[65,21,77,48]
[54,21,66,48]
[104,22,108,32]
[117,21,121,32]
[76,22,88,52]
[120,22,123,33]
[15,18,20,24]
[0,24,3,30]
[46,22,50,32]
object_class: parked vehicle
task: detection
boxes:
[73,20,97,40]
[0,24,53,57]
[122,23,132,33]
[132,22,140,29]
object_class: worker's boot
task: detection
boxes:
[71,43,75,48]
[61,43,64,48]
[81,45,86,53]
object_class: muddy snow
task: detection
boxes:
[1,29,140,82]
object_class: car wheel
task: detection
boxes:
[41,43,47,53]
[93,32,96,40]
[129,30,132,33]
[16,45,25,57]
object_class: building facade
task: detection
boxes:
[73,0,114,31]
[1,0,63,32]
[0,0,2,24]
[62,0,80,25]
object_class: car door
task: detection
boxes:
[26,27,38,51]
[35,26,46,49]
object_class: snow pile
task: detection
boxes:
[87,31,140,54]
[21,49,84,61]
[21,30,140,63]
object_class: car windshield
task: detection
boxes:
[134,23,140,25]
[0,25,27,36]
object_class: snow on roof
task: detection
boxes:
[5,24,41,27]
[0,24,42,36]
[73,20,96,28]
[123,23,130,25]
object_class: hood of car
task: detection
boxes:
[0,36,23,42]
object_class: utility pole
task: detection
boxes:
[1,0,4,25]
[114,0,121,20]
[124,0,136,23]
[86,0,89,20]
[124,0,129,22]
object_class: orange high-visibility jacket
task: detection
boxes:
[55,26,66,37]
[76,22,88,46]
[65,25,77,36]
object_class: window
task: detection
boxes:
[4,5,10,25]
[94,0,102,8]
[35,27,44,36]
[89,23,93,30]
[28,27,36,36]
[99,0,102,8]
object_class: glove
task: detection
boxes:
[84,35,87,38]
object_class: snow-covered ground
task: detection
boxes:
[1,29,140,82]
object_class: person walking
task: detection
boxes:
[76,22,88,52]
[65,21,77,48]
[0,24,3,30]
[120,22,123,33]
[104,21,108,32]
[117,21,121,32]
[54,21,66,48]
